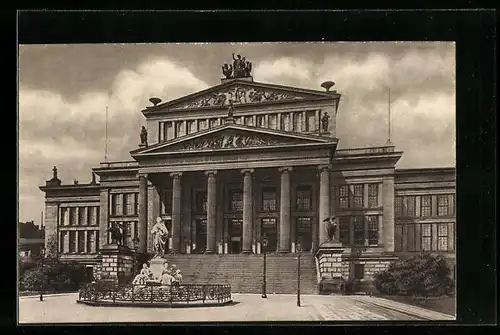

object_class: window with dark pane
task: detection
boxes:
[367,216,378,245]
[262,188,277,212]
[69,231,76,253]
[196,192,207,213]
[230,190,243,213]
[70,207,77,225]
[77,231,85,253]
[339,185,349,209]
[438,195,449,216]
[395,225,403,251]
[296,186,312,211]
[438,223,449,251]
[368,184,378,208]
[292,112,299,131]
[421,196,432,217]
[421,223,432,251]
[404,196,416,217]
[256,115,264,127]
[353,216,365,245]
[161,189,173,215]
[395,196,403,217]
[339,217,350,244]
[353,184,364,208]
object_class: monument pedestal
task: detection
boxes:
[149,257,167,281]
[315,241,345,294]
[97,244,134,284]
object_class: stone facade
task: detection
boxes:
[38,72,456,292]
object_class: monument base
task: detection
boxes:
[315,240,345,294]
[149,257,167,280]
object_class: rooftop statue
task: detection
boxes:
[140,126,148,146]
[221,54,253,79]
[321,112,330,132]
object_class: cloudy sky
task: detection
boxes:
[18,42,456,223]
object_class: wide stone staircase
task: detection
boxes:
[163,254,319,294]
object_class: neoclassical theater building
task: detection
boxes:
[40,58,456,288]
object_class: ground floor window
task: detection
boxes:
[338,215,380,246]
[395,222,454,252]
[354,264,365,280]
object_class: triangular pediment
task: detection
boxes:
[131,124,336,156]
[143,80,338,113]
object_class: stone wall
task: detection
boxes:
[318,253,343,279]
[96,244,135,284]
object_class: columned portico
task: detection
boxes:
[138,174,148,253]
[205,170,217,254]
[279,167,292,253]
[318,165,330,246]
[241,169,254,253]
[170,172,183,253]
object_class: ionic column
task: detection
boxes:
[279,167,292,253]
[382,176,395,252]
[205,170,217,254]
[241,169,254,253]
[170,172,183,253]
[318,165,331,245]
[138,174,148,253]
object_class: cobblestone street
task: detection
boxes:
[18,293,454,323]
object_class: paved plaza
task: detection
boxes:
[18,293,455,323]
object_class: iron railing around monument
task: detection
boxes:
[78,282,232,305]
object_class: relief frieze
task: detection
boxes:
[178,134,296,151]
[175,85,304,109]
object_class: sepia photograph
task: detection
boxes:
[18,42,456,323]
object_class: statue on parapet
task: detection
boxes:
[222,63,233,79]
[321,112,330,132]
[140,126,148,146]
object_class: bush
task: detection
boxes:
[373,253,455,297]
[19,259,88,292]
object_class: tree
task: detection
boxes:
[373,253,455,297]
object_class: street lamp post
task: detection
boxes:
[132,237,140,276]
[296,242,301,307]
[39,247,46,302]
[261,234,268,299]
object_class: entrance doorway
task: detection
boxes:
[194,218,207,253]
[296,217,312,252]
[229,219,242,254]
[261,218,277,252]
[85,266,94,282]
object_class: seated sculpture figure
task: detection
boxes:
[172,269,183,286]
[160,261,174,285]
[132,263,152,285]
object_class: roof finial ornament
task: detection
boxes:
[321,81,335,92]
[52,166,58,180]
[149,97,162,107]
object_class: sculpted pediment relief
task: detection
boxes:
[174,84,310,110]
[154,129,316,153]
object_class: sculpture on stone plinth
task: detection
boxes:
[321,112,330,132]
[152,217,169,258]
[222,63,233,79]
[324,216,338,242]
[108,222,124,245]
[140,126,148,146]
[227,100,234,118]
[52,166,58,180]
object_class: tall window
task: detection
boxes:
[339,185,349,209]
[403,196,416,217]
[175,121,184,137]
[230,190,243,213]
[77,231,85,253]
[367,216,379,245]
[292,112,300,131]
[438,195,449,216]
[244,116,253,126]
[353,216,365,245]
[339,217,350,244]
[187,120,196,134]
[296,186,312,211]
[195,192,207,213]
[280,113,287,130]
[209,118,218,128]
[86,231,93,253]
[69,231,76,253]
[111,194,122,216]
[59,232,65,253]
[269,114,277,129]
[421,196,432,217]
[352,185,364,208]
[124,193,135,215]
[421,224,432,251]
[262,188,277,212]
[70,207,77,225]
[305,111,315,131]
[198,119,207,131]
[395,196,403,217]
[438,223,449,251]
[256,115,265,127]
[368,184,379,208]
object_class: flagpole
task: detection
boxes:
[105,105,108,162]
[386,88,393,146]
